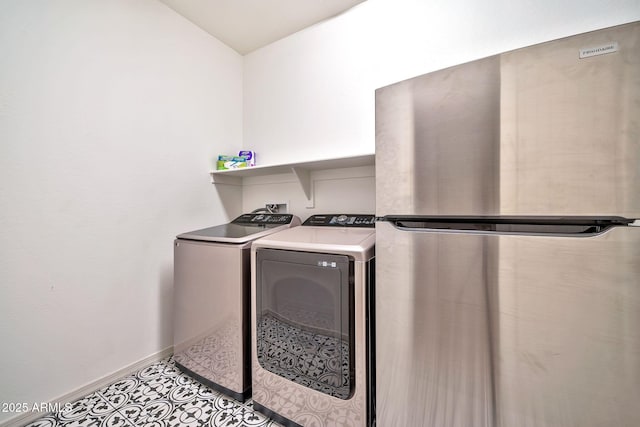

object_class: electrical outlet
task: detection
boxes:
[265,202,288,213]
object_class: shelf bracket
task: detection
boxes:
[291,167,315,208]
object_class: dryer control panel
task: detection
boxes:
[303,214,375,228]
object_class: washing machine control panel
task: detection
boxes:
[232,213,295,225]
[303,214,376,227]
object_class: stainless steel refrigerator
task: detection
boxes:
[374,21,640,427]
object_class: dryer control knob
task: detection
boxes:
[336,215,349,224]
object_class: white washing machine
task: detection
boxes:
[173,213,300,401]
[251,214,376,427]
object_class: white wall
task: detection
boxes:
[0,1,242,423]
[243,0,640,166]
[241,166,375,220]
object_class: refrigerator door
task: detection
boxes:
[375,221,640,427]
[376,21,640,218]
[375,55,501,217]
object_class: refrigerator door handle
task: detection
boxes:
[386,217,633,237]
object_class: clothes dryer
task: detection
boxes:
[173,213,300,401]
[251,214,375,426]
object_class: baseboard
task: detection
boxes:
[0,346,173,427]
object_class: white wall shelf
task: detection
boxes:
[209,154,375,203]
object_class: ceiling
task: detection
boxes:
[158,0,367,55]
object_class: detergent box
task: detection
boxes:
[238,150,256,167]
[216,155,247,170]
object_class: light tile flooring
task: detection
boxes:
[25,357,282,427]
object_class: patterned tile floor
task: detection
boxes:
[25,357,282,427]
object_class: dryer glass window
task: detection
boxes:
[256,248,354,400]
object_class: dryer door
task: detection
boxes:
[255,248,354,400]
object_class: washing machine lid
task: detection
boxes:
[177,213,299,243]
